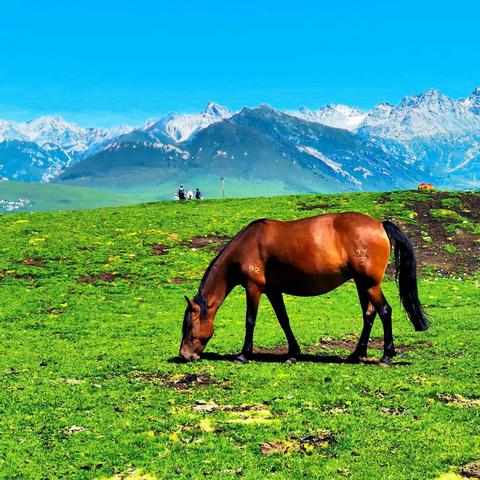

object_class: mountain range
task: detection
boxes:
[1,87,479,196]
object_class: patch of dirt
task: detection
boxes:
[361,387,389,399]
[62,425,85,436]
[151,243,169,256]
[0,271,38,282]
[252,344,291,355]
[226,409,273,424]
[375,192,392,204]
[77,272,118,283]
[437,393,480,408]
[298,202,333,211]
[102,468,157,480]
[254,337,431,357]
[21,257,44,267]
[312,336,429,354]
[378,407,408,415]
[461,461,480,478]
[132,372,218,392]
[456,194,480,221]
[260,430,336,455]
[193,400,268,413]
[78,245,95,252]
[61,378,85,385]
[185,235,230,252]
[167,373,215,388]
[169,277,187,284]
[400,192,480,275]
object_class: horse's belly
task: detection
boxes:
[266,270,350,296]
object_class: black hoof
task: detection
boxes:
[346,353,363,364]
[379,356,392,366]
[288,347,300,358]
[235,354,249,364]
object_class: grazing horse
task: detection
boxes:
[179,213,428,364]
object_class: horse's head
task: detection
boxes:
[179,295,213,361]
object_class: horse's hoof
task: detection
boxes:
[285,357,297,364]
[379,356,392,366]
[288,349,300,358]
[235,354,249,364]
[346,354,361,364]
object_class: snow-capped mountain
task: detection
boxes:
[1,89,480,190]
[143,102,232,143]
[461,87,480,115]
[358,88,480,140]
[0,116,134,181]
[355,87,480,188]
[291,104,367,131]
[57,104,420,193]
[0,116,133,157]
[0,140,70,183]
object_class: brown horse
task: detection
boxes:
[179,213,428,364]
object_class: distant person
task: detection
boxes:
[187,189,194,200]
[195,188,202,200]
[178,185,186,200]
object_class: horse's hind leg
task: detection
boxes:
[367,284,395,365]
[347,282,377,363]
[237,282,262,363]
[266,291,300,359]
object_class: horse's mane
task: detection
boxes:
[193,218,267,319]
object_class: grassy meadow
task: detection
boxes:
[0,190,479,479]
[0,181,149,212]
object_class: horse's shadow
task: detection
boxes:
[171,351,411,366]
[200,351,347,364]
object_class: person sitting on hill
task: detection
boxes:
[187,189,194,199]
[195,188,202,200]
[178,185,186,200]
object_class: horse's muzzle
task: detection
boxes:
[179,349,200,362]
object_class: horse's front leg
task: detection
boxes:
[236,282,262,363]
[266,290,300,359]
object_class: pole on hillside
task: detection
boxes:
[221,177,225,199]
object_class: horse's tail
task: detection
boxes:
[382,220,429,331]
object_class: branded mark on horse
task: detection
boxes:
[179,213,428,364]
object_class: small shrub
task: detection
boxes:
[443,244,459,254]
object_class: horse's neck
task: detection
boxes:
[201,258,233,314]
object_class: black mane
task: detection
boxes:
[195,218,267,320]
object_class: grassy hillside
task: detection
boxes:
[0,190,479,479]
[0,181,145,212]
[0,178,337,213]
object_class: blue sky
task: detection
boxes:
[1,0,479,126]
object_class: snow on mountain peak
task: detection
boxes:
[291,104,367,131]
[461,86,480,114]
[147,102,232,143]
[360,88,480,139]
[398,88,454,110]
[0,115,134,156]
[204,102,231,119]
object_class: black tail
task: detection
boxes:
[382,220,429,331]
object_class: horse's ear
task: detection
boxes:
[184,295,194,309]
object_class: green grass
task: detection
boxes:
[0,181,144,212]
[0,190,479,479]
[0,177,329,214]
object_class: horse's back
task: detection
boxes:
[238,212,390,294]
